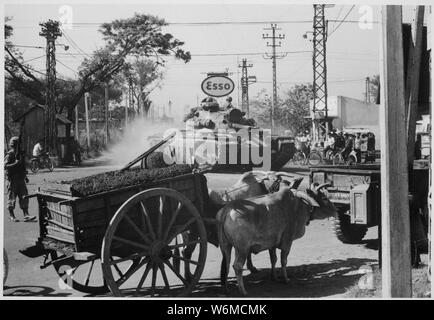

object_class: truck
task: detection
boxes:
[309,162,429,266]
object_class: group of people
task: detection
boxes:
[323,130,376,163]
[294,129,376,163]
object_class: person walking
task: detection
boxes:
[4,136,36,222]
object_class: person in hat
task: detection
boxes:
[4,136,35,222]
[224,96,234,110]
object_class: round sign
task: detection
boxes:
[201,76,235,97]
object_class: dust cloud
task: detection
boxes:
[102,117,181,166]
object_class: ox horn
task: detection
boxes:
[315,183,330,191]
[275,172,294,179]
[294,191,320,207]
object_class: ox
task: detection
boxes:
[182,170,299,280]
[217,183,337,296]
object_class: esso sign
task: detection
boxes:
[201,76,235,97]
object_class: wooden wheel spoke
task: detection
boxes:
[164,260,188,286]
[159,263,170,291]
[151,264,158,297]
[136,261,152,294]
[140,201,157,240]
[163,202,183,241]
[123,214,153,244]
[116,257,150,287]
[168,239,201,249]
[157,196,165,239]
[171,255,199,265]
[167,217,196,243]
[84,260,95,286]
[113,235,149,252]
[109,252,149,266]
[113,263,124,279]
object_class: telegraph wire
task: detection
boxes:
[328,5,356,38]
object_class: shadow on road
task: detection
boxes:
[3,285,72,297]
[190,258,377,298]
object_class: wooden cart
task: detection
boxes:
[24,170,212,297]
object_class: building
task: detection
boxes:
[14,104,73,163]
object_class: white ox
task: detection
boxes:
[182,170,298,279]
[217,183,337,296]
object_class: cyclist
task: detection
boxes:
[323,132,335,158]
[296,132,310,156]
[341,132,354,161]
[354,132,362,163]
[32,139,49,164]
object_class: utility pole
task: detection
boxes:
[75,104,79,140]
[39,20,61,155]
[105,83,110,145]
[128,78,134,120]
[124,88,129,128]
[238,59,254,115]
[263,24,286,131]
[84,92,91,150]
[379,5,411,297]
[311,4,329,142]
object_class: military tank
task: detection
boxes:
[143,97,295,172]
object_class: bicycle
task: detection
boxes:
[332,149,358,166]
[292,150,307,166]
[307,148,335,166]
[30,152,54,173]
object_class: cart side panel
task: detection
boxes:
[41,196,77,247]
[74,174,201,255]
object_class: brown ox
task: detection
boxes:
[217,183,337,296]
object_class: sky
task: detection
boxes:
[4,2,422,119]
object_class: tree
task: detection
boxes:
[5,14,191,118]
[250,84,313,135]
[121,58,163,117]
[369,74,380,104]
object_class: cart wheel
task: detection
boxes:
[101,188,207,297]
[50,251,110,295]
[3,249,8,286]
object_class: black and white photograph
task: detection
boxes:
[1,0,432,301]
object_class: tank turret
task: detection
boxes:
[184,97,257,130]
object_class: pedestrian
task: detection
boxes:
[4,136,36,222]
[354,132,362,163]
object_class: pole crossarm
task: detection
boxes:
[262,23,285,131]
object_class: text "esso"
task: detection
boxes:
[201,76,235,97]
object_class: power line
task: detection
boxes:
[56,58,79,75]
[22,55,45,63]
[60,28,91,58]
[328,5,356,38]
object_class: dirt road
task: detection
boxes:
[3,162,379,298]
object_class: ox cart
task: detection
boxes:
[21,165,217,297]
